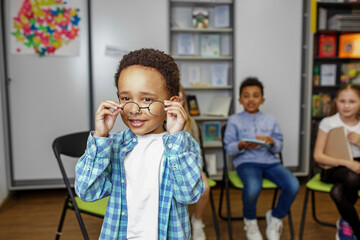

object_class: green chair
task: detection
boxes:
[299,158,360,240]
[198,125,221,240]
[53,131,109,240]
[218,124,294,240]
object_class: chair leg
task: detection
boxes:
[218,178,234,240]
[55,197,69,240]
[70,198,90,240]
[287,209,294,240]
[311,191,336,227]
[209,189,221,240]
[299,188,310,240]
[271,189,279,209]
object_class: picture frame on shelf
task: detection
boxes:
[204,121,221,142]
[200,34,220,57]
[211,64,228,86]
[188,65,201,85]
[214,5,230,28]
[186,95,200,116]
[177,33,195,55]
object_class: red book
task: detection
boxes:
[318,34,337,58]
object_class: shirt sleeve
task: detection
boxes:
[224,119,245,156]
[318,116,332,133]
[269,119,283,154]
[164,131,205,204]
[74,132,113,202]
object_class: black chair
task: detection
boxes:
[53,131,109,240]
[218,124,294,240]
[197,124,221,240]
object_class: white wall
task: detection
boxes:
[91,0,169,132]
[236,0,302,167]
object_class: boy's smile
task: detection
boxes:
[239,86,265,114]
[117,65,170,135]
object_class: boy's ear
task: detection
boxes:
[261,97,265,104]
[238,97,243,105]
[170,96,180,102]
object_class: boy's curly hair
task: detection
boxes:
[114,48,180,97]
[239,77,264,97]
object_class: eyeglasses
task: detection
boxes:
[121,101,165,117]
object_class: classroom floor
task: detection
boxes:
[0,181,350,240]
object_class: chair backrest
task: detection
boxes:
[52,131,89,192]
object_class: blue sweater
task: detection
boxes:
[223,111,283,167]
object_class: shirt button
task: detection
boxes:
[168,143,173,148]
[88,166,91,171]
[173,165,177,170]
[125,141,128,144]
[133,138,137,142]
[91,144,95,149]
[121,179,124,184]
[121,211,125,216]
[123,147,127,151]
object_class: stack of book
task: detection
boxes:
[328,14,360,31]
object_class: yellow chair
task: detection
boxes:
[218,124,294,240]
[53,131,109,240]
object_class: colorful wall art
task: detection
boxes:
[11,0,82,56]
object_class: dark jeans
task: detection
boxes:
[321,159,360,238]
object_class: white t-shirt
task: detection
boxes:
[124,132,166,240]
[319,112,360,158]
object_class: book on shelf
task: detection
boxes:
[318,7,327,30]
[200,34,220,57]
[205,153,217,175]
[312,94,322,117]
[177,33,195,55]
[186,95,200,116]
[321,93,332,116]
[318,34,337,58]
[203,96,232,117]
[328,14,360,31]
[204,122,221,142]
[213,5,230,28]
[324,126,353,161]
[320,64,337,86]
[192,8,209,29]
[211,64,228,86]
[339,33,360,58]
[313,64,320,86]
[341,62,360,83]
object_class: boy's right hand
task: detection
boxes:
[238,141,259,150]
[94,100,122,137]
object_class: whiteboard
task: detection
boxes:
[235,0,302,167]
[5,0,90,181]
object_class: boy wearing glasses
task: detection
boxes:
[75,48,205,240]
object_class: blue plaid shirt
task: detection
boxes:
[75,128,204,239]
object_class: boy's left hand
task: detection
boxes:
[348,132,360,147]
[256,136,274,147]
[164,100,188,135]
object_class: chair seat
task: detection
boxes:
[306,173,360,196]
[228,170,277,189]
[207,178,217,188]
[69,196,110,216]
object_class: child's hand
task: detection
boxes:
[344,160,360,174]
[94,100,122,137]
[238,141,259,150]
[256,136,274,147]
[164,100,188,135]
[347,132,360,147]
